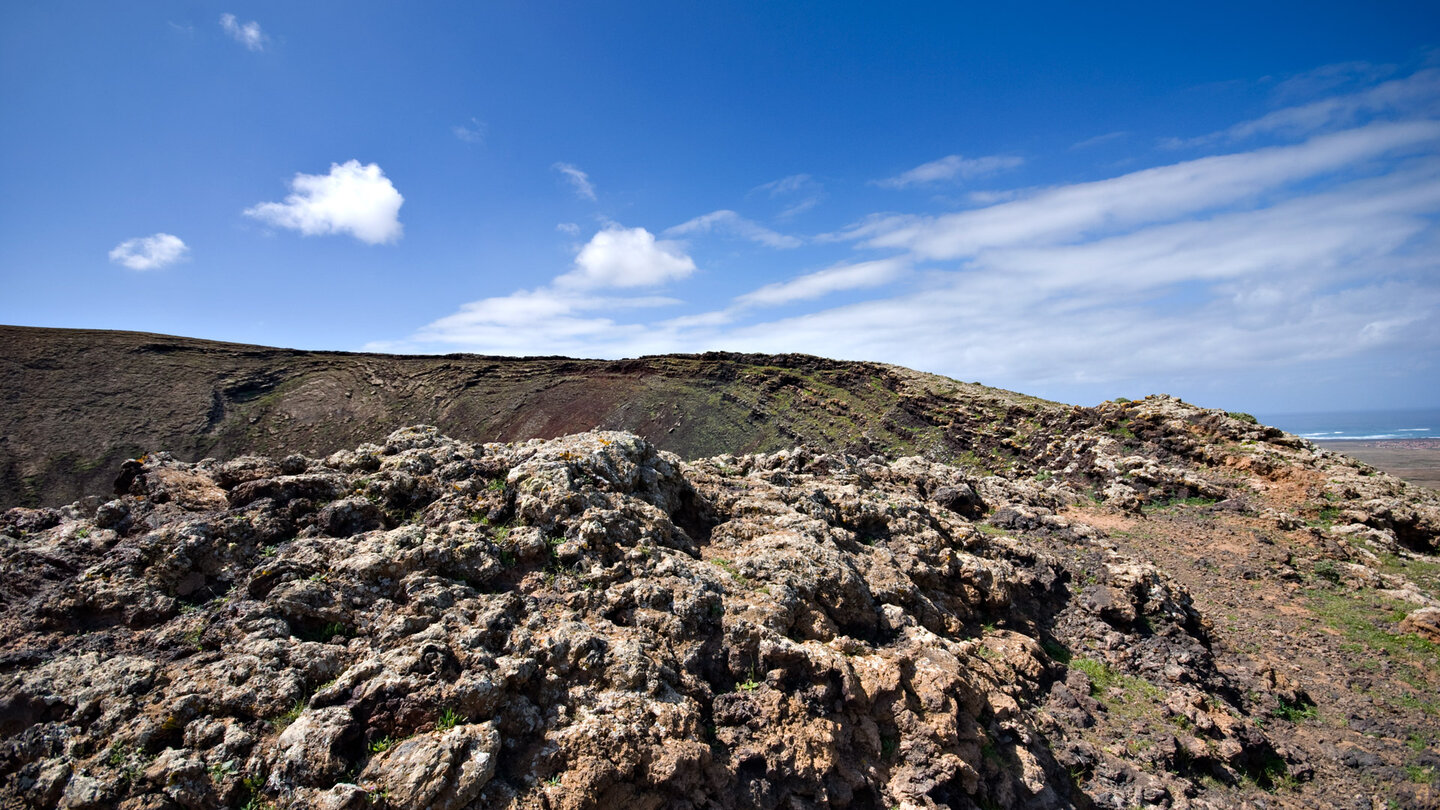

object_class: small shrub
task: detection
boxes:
[1405,764,1434,784]
[1040,638,1071,664]
[436,707,462,731]
[1228,411,1259,424]
[1312,559,1342,585]
[368,736,395,754]
[737,666,761,691]
[271,699,305,731]
[880,736,899,760]
[1273,697,1317,723]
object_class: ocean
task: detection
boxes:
[1257,408,1440,441]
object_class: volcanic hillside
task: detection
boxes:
[1,327,1439,808]
[3,325,1067,510]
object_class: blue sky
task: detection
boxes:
[2,2,1437,413]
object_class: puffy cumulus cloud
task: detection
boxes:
[378,224,699,356]
[244,161,404,245]
[108,233,189,271]
[553,163,597,201]
[875,154,1024,189]
[219,13,265,51]
[557,226,696,289]
[665,210,802,249]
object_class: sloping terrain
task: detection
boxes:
[2,393,1439,808]
[0,325,1066,510]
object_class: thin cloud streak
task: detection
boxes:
[553,163,597,201]
[665,210,802,249]
[384,68,1440,406]
[861,120,1440,260]
[1163,68,1440,149]
[875,154,1024,189]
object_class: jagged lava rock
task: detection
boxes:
[1,415,1438,809]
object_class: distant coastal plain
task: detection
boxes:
[1260,409,1440,490]
[1314,439,1440,490]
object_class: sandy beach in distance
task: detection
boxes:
[1314,438,1440,490]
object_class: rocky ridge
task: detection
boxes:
[2,394,1439,808]
[0,326,1072,509]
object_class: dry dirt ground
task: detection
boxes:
[1053,497,1440,809]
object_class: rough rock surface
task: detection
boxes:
[1,398,1439,809]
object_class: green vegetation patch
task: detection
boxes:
[1070,657,1164,721]
[1304,587,1440,713]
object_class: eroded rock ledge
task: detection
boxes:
[1,414,1437,809]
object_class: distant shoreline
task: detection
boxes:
[1313,439,1440,490]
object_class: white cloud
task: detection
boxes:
[378,71,1440,409]
[244,160,404,245]
[1271,61,1396,102]
[876,154,1024,189]
[734,258,909,307]
[553,163,597,201]
[1165,68,1440,149]
[405,287,680,355]
[556,222,581,236]
[378,223,699,356]
[108,233,189,271]
[861,120,1440,259]
[753,173,825,218]
[219,13,265,51]
[557,226,696,288]
[665,210,802,249]
[755,174,814,196]
[452,118,486,144]
[1071,131,1129,150]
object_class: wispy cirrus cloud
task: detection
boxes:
[553,163,597,201]
[379,65,1440,408]
[753,174,825,218]
[1071,131,1129,150]
[1163,67,1440,149]
[452,117,486,144]
[863,120,1440,259]
[733,257,909,308]
[219,13,265,51]
[875,154,1024,189]
[244,160,404,245]
[665,210,802,249]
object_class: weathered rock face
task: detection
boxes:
[1,403,1438,809]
